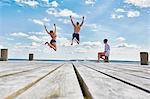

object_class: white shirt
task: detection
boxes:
[104,43,110,56]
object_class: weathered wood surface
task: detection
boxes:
[0,61,149,99]
[74,63,150,99]
[81,62,150,93]
[16,63,83,99]
[0,62,63,98]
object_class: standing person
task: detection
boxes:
[44,24,57,51]
[70,15,84,45]
[98,39,110,62]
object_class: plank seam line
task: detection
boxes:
[0,64,54,78]
[85,63,150,80]
[72,63,93,99]
[4,63,65,99]
[82,64,150,94]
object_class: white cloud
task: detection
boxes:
[59,9,80,18]
[31,42,41,48]
[112,9,140,19]
[57,37,71,47]
[111,14,124,19]
[73,47,88,53]
[28,35,41,42]
[10,32,29,37]
[46,8,58,16]
[80,41,102,48]
[46,8,81,18]
[116,37,126,42]
[0,45,4,49]
[127,11,140,17]
[85,0,96,5]
[115,8,125,12]
[29,32,46,35]
[58,18,70,24]
[85,23,101,32]
[124,0,150,8]
[50,1,59,7]
[63,19,70,24]
[32,19,44,25]
[15,0,39,7]
[43,17,50,22]
[116,43,138,48]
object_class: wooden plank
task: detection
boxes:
[74,63,150,99]
[0,63,55,78]
[82,62,150,92]
[16,63,83,99]
[85,62,150,79]
[0,63,62,98]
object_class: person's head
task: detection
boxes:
[103,39,108,44]
[76,22,79,26]
[50,30,53,33]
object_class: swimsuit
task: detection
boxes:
[50,39,56,44]
[72,33,79,41]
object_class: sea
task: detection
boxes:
[7,59,150,65]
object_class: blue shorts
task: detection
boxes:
[72,33,79,41]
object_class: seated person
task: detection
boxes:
[98,39,110,62]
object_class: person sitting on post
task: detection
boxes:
[98,39,110,63]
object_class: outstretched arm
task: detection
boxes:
[80,16,84,27]
[70,16,75,27]
[53,24,56,33]
[44,25,49,34]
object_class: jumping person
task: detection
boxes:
[70,15,84,45]
[98,39,110,62]
[44,24,57,51]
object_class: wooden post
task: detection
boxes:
[29,53,34,61]
[1,49,8,61]
[140,52,148,65]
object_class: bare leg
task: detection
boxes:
[97,53,101,62]
[98,52,105,62]
[75,39,80,44]
[71,38,74,45]
[47,43,57,51]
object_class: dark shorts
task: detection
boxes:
[72,33,79,41]
[50,40,56,44]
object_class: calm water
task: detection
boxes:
[7,59,150,65]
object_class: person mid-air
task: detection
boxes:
[70,16,84,45]
[44,24,57,51]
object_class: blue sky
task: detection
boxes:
[0,0,150,60]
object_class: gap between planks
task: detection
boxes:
[4,63,64,99]
[81,63,150,94]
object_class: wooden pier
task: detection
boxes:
[0,61,149,99]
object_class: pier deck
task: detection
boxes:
[0,61,149,99]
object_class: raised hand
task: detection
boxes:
[70,16,72,19]
[44,25,46,28]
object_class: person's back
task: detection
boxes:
[104,43,110,57]
[74,24,81,33]
[70,16,84,45]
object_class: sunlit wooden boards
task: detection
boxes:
[74,62,150,99]
[0,62,83,99]
[0,61,150,99]
[81,62,150,91]
[16,63,83,99]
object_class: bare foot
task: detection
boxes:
[45,42,48,45]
